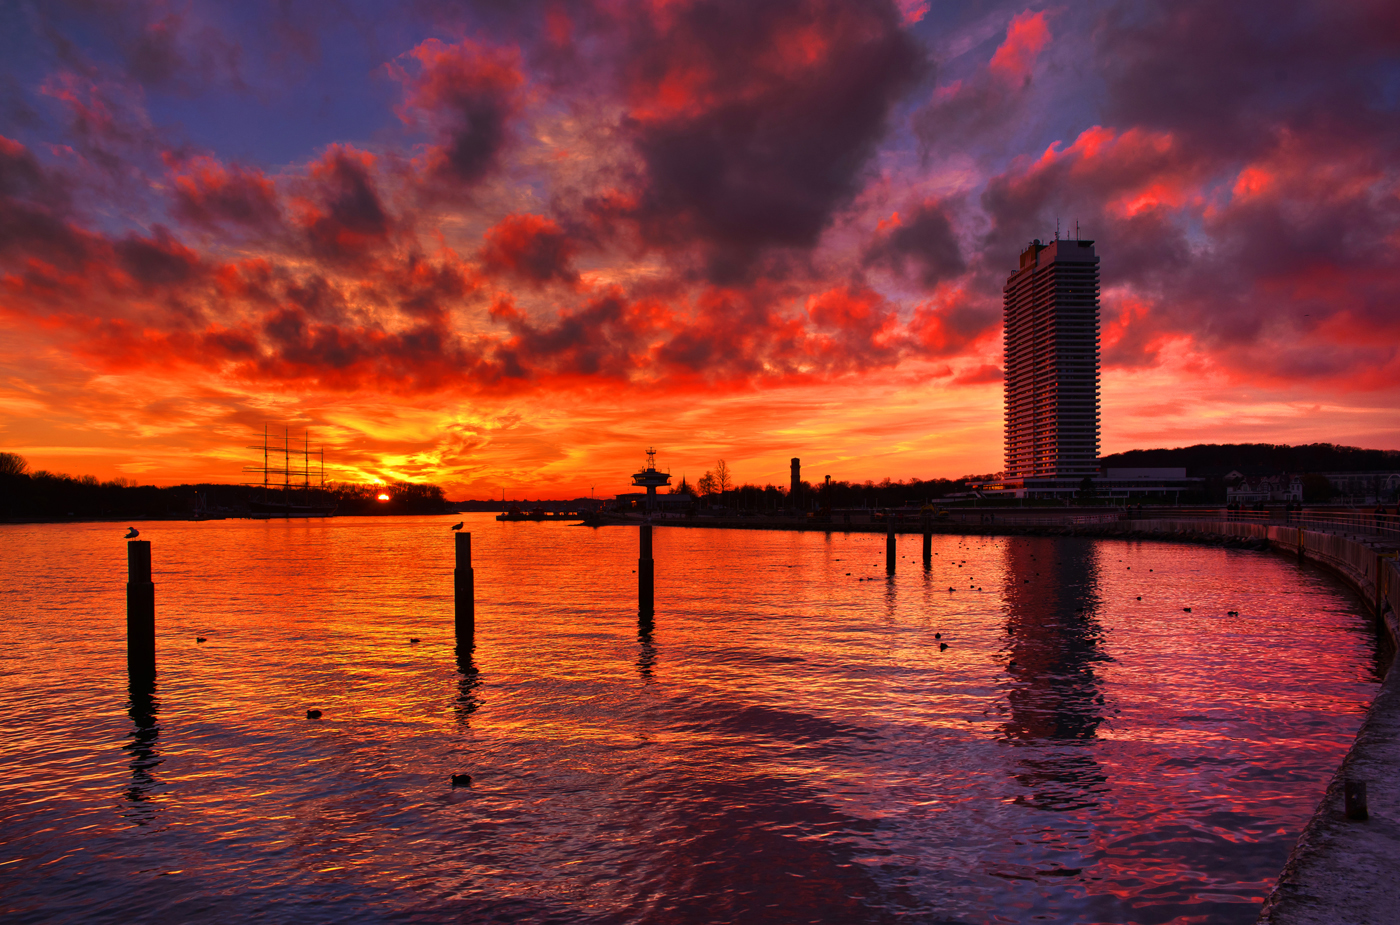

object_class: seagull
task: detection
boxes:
[125,527,140,538]
[451,522,464,531]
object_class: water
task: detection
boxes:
[0,515,1385,924]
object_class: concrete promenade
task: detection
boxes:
[653,513,1399,923]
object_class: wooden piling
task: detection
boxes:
[127,540,155,679]
[921,510,932,566]
[886,512,896,575]
[639,522,655,615]
[455,532,475,638]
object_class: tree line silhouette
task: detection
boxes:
[0,452,447,521]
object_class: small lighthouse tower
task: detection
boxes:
[631,448,672,515]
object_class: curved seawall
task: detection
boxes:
[1122,520,1399,924]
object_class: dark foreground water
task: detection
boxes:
[0,516,1386,924]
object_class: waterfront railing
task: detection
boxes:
[1146,508,1400,541]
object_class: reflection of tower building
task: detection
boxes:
[1000,537,1110,810]
[1002,238,1100,497]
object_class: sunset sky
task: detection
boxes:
[1,0,1397,498]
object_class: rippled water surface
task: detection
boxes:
[0,516,1386,924]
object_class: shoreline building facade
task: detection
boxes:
[1001,238,1101,498]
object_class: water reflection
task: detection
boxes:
[637,615,657,681]
[122,677,162,824]
[0,518,1382,925]
[1000,538,1112,811]
[454,640,481,725]
[635,701,913,923]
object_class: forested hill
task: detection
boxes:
[1100,443,1400,478]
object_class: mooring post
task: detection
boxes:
[921,510,932,566]
[455,532,475,638]
[1344,779,1369,820]
[127,540,155,679]
[886,510,896,575]
[639,521,655,616]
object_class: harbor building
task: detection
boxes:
[1000,238,1101,498]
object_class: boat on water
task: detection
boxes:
[496,507,583,522]
[244,425,337,518]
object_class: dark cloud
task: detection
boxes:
[168,155,282,231]
[0,135,87,267]
[478,214,578,287]
[614,0,927,281]
[398,38,523,188]
[298,145,392,262]
[383,250,478,322]
[862,199,965,288]
[35,1,243,92]
[1096,0,1400,161]
[124,11,187,86]
[115,225,202,289]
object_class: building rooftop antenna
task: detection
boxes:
[1056,217,1060,241]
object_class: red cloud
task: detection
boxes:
[989,11,1050,86]
[478,214,579,287]
[803,285,904,371]
[167,154,282,231]
[490,286,666,383]
[909,285,1000,359]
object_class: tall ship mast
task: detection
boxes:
[243,426,336,517]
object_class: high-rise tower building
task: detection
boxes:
[1003,238,1100,490]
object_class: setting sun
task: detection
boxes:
[377,493,391,502]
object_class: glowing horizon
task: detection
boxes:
[2,1,1397,499]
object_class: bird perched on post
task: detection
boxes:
[125,527,139,538]
[451,522,464,531]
